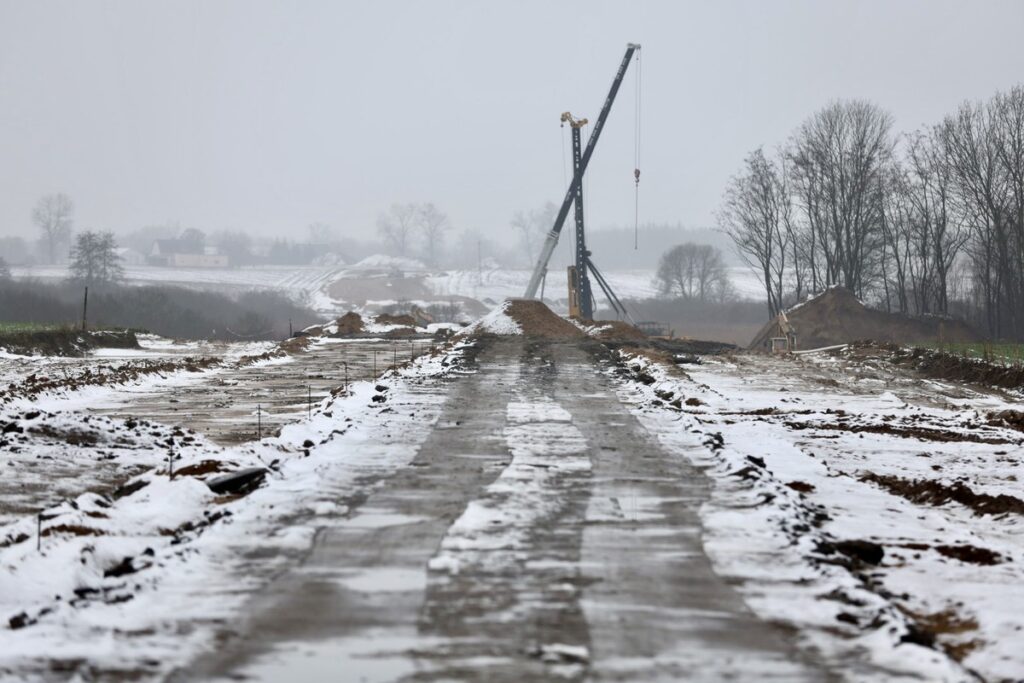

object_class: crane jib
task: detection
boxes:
[523,44,639,300]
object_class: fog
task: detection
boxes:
[2,0,1023,244]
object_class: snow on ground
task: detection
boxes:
[456,301,522,336]
[429,396,588,577]
[0,336,475,680]
[613,348,1024,681]
[425,265,765,303]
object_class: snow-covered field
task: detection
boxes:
[11,260,766,319]
[426,265,764,303]
[618,348,1024,681]
[0,332,464,680]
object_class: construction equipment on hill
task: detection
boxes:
[524,43,641,322]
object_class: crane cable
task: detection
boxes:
[633,47,642,250]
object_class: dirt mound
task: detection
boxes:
[861,472,1024,516]
[505,300,585,340]
[375,313,417,327]
[880,345,1024,390]
[749,287,981,351]
[0,329,140,357]
[333,312,364,336]
[589,320,647,341]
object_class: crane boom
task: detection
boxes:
[523,43,640,299]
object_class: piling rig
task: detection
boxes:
[522,43,640,322]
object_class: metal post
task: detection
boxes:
[289,318,293,337]
[257,403,262,440]
[81,286,88,331]
[308,384,312,419]
[37,512,42,551]
[168,450,174,479]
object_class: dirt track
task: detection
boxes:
[180,338,822,681]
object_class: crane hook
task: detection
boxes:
[634,168,640,186]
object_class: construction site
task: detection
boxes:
[4,4,1024,682]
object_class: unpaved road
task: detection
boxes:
[89,338,434,444]
[181,338,823,681]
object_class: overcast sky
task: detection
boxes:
[2,0,1023,243]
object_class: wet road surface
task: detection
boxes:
[181,337,825,682]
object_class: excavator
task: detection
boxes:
[523,43,640,322]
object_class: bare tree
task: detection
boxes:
[720,148,789,316]
[789,101,894,296]
[377,203,417,256]
[416,202,450,266]
[655,243,731,302]
[70,231,123,285]
[32,193,74,264]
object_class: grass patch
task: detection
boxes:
[915,341,1024,366]
[0,321,70,334]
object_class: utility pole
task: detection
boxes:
[81,286,88,331]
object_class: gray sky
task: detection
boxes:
[2,0,1023,242]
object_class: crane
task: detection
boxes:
[523,43,640,322]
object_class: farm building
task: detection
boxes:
[149,240,229,268]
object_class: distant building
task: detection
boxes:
[114,247,145,266]
[149,240,229,267]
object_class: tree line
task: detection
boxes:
[720,86,1024,340]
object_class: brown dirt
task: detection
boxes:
[0,329,140,357]
[861,472,1024,516]
[585,320,647,341]
[504,300,585,340]
[904,607,982,662]
[42,524,104,538]
[278,336,312,354]
[0,357,221,405]
[988,409,1024,432]
[784,419,1012,445]
[376,313,417,327]
[935,544,1005,565]
[749,287,980,351]
[176,460,230,477]
[334,312,365,336]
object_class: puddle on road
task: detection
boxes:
[221,629,438,683]
[333,567,428,593]
[340,508,430,529]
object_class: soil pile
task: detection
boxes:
[504,300,585,340]
[588,320,647,341]
[375,313,417,327]
[333,312,364,336]
[0,329,140,357]
[880,344,1024,390]
[749,287,980,351]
